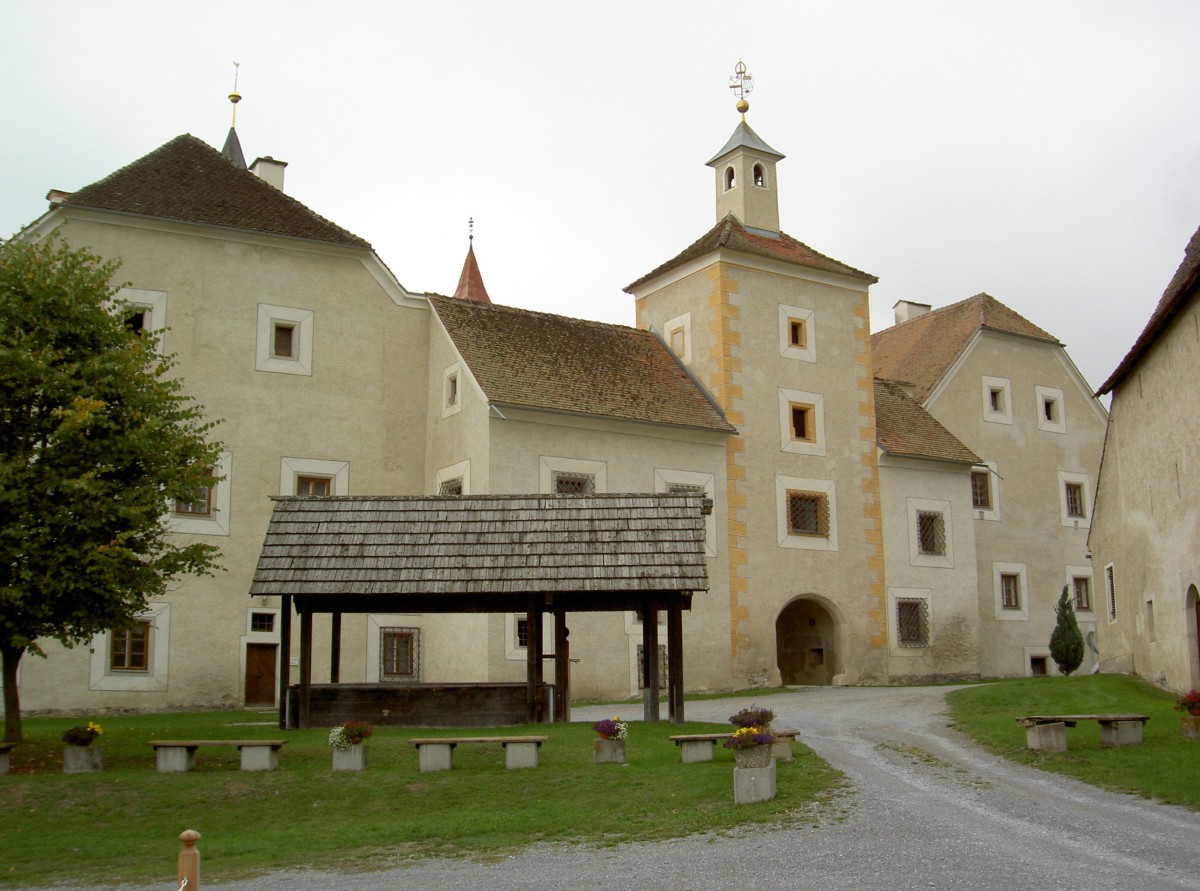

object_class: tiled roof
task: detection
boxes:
[1098,223,1200,396]
[429,295,735,433]
[874,378,980,465]
[625,213,877,293]
[249,494,711,598]
[871,293,1059,403]
[61,134,370,248]
[452,242,491,303]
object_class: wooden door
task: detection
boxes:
[245,643,278,706]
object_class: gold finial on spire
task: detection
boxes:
[468,216,475,243]
[729,59,753,120]
[228,61,242,128]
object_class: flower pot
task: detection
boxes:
[63,745,103,774]
[733,744,772,769]
[1182,715,1200,740]
[1188,708,1200,717]
[733,761,777,804]
[332,743,368,771]
[593,738,625,764]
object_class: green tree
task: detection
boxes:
[1049,585,1085,677]
[0,235,222,742]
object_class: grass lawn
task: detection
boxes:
[0,710,841,888]
[948,674,1199,808]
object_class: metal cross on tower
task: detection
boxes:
[728,59,754,117]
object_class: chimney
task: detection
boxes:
[251,156,288,191]
[894,300,932,325]
[46,189,72,205]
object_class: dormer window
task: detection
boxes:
[753,164,766,187]
[724,167,736,191]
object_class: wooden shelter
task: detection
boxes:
[249,493,711,728]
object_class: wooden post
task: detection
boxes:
[278,594,292,729]
[177,829,200,890]
[329,612,342,684]
[526,603,543,722]
[299,607,313,730]
[667,602,685,723]
[553,610,570,722]
[642,606,660,723]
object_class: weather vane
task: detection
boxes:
[728,59,753,119]
[229,61,242,127]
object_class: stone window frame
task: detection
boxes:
[776,475,838,552]
[1057,471,1091,528]
[169,451,231,537]
[436,459,471,496]
[256,304,314,376]
[1065,565,1095,615]
[539,456,607,495]
[442,362,463,419]
[664,312,692,365]
[379,627,420,683]
[981,376,1013,425]
[280,457,349,497]
[113,287,168,355]
[970,461,1000,522]
[88,602,171,692]
[908,497,953,568]
[778,304,816,363]
[1036,385,1066,434]
[889,589,931,649]
[778,388,826,456]
[993,562,1029,621]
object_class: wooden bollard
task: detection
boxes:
[177,829,201,890]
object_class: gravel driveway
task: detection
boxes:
[87,686,1200,889]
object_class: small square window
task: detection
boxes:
[250,612,276,633]
[1065,482,1085,518]
[1073,576,1092,611]
[296,476,332,497]
[1000,573,1021,610]
[989,388,1004,413]
[790,403,815,442]
[787,491,829,537]
[669,326,686,355]
[896,599,928,647]
[272,322,296,359]
[554,472,595,495]
[1043,397,1057,422]
[125,306,151,335]
[111,621,151,672]
[175,467,215,516]
[439,477,464,496]
[970,471,992,510]
[446,373,459,408]
[788,318,807,349]
[916,511,946,556]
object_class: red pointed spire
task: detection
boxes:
[453,218,491,303]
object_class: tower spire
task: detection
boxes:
[707,60,784,231]
[221,61,247,169]
[453,217,492,303]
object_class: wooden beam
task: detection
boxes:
[278,594,292,729]
[526,603,544,722]
[553,610,570,722]
[329,612,342,683]
[667,605,684,723]
[642,607,660,723]
[299,608,313,730]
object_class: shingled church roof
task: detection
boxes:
[59,134,370,248]
[429,295,735,433]
[871,293,1059,404]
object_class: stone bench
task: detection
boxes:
[1015,714,1149,752]
[669,730,798,763]
[0,741,14,774]
[409,735,548,771]
[148,739,288,772]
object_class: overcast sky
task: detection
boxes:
[3,1,1199,395]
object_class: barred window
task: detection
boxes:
[1073,576,1092,611]
[637,644,669,689]
[971,471,991,510]
[917,511,946,556]
[381,628,419,682]
[1001,573,1021,610]
[896,599,928,647]
[1105,564,1117,620]
[554,472,595,495]
[787,491,830,537]
[439,477,464,495]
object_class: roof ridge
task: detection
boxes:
[429,293,654,335]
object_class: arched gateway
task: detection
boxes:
[776,597,840,686]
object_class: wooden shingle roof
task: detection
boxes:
[249,494,711,600]
[625,213,877,293]
[871,293,1059,404]
[429,295,735,433]
[61,134,371,248]
[873,378,980,465]
[1098,222,1200,396]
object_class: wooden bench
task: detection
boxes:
[670,730,798,764]
[409,735,548,772]
[0,741,14,774]
[1015,714,1149,752]
[148,739,288,773]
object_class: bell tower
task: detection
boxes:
[706,60,784,232]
